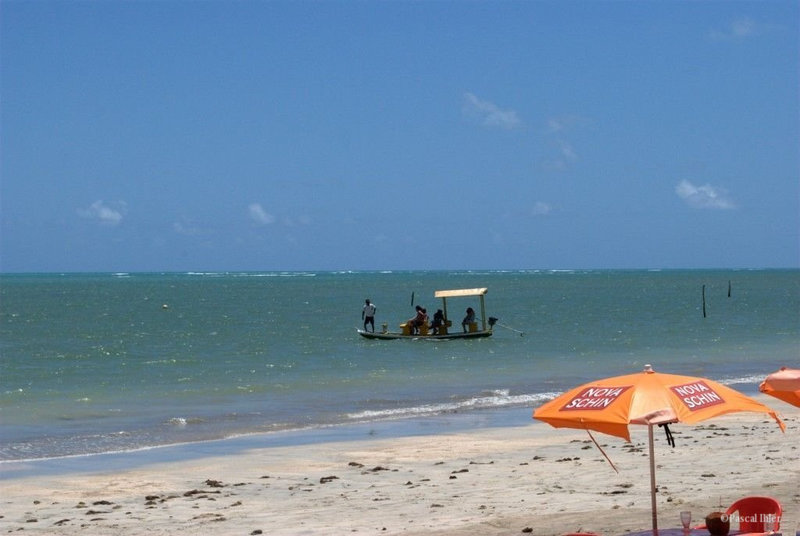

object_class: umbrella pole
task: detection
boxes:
[648,424,658,535]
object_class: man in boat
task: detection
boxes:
[362,299,377,333]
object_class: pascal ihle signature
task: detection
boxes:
[720,512,781,525]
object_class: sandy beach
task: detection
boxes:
[2,398,798,536]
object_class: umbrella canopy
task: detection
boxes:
[534,364,784,441]
[533,364,784,534]
[759,367,800,407]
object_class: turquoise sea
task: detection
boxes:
[1,270,798,465]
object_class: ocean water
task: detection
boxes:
[1,269,798,462]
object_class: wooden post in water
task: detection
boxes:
[728,280,731,298]
[702,284,707,318]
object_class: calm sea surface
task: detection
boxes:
[1,270,798,462]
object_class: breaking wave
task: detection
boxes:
[346,390,560,422]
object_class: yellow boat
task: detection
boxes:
[357,287,496,340]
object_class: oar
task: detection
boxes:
[411,291,415,307]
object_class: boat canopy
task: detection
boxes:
[434,288,489,332]
[434,288,488,298]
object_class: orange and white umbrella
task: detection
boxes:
[759,367,800,407]
[533,364,784,534]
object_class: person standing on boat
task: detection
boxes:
[362,299,377,333]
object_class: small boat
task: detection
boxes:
[357,287,496,340]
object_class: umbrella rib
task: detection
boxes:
[585,427,618,473]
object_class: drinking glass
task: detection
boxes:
[680,511,692,531]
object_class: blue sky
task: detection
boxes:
[1,1,798,272]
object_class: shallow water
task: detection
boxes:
[1,269,798,461]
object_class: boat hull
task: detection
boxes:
[356,329,493,340]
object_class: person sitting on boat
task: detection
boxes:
[408,305,427,334]
[430,309,445,334]
[461,307,475,332]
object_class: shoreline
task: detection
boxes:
[1,397,798,535]
[0,380,772,471]
[0,406,535,479]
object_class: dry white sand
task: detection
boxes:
[2,398,798,536]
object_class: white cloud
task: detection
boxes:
[78,200,125,225]
[248,203,275,225]
[542,138,578,171]
[557,139,577,161]
[675,180,736,210]
[709,17,768,41]
[547,118,566,132]
[546,115,586,133]
[462,92,521,129]
[173,220,201,236]
[532,201,551,216]
[541,115,588,171]
[729,18,757,38]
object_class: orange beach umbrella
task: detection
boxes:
[759,367,800,407]
[533,364,784,534]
